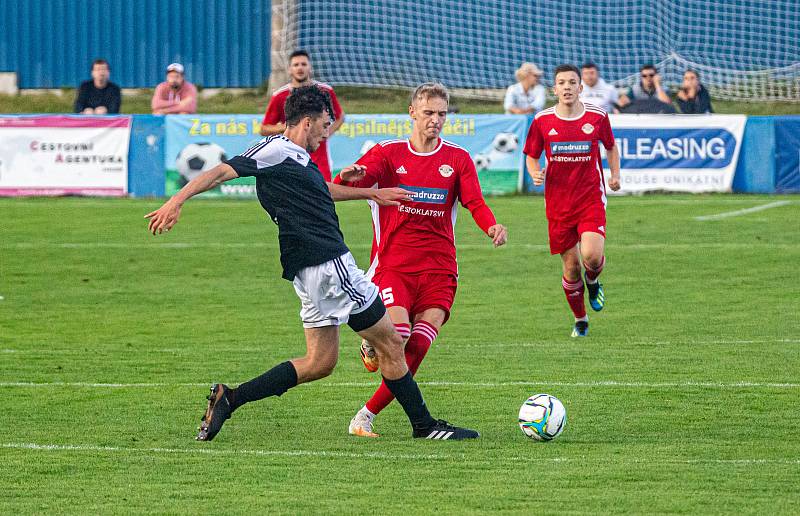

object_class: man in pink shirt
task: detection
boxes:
[151,63,198,114]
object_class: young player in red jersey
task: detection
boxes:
[334,82,508,437]
[260,50,344,181]
[524,64,621,337]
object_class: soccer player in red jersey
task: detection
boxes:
[334,82,508,437]
[260,50,344,181]
[524,64,621,337]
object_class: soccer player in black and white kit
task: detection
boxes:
[146,86,478,441]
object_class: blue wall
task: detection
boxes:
[0,0,270,88]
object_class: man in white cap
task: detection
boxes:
[504,62,546,115]
[152,63,198,114]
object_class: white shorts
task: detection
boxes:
[292,252,380,328]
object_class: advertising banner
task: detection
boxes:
[607,114,747,193]
[164,114,530,197]
[0,115,131,196]
[774,117,800,193]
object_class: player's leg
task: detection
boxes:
[340,253,477,439]
[351,307,445,437]
[579,222,607,311]
[561,245,589,337]
[351,305,411,437]
[197,256,350,442]
[360,273,412,372]
[550,220,588,337]
[355,310,478,439]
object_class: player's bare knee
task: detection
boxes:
[583,255,603,270]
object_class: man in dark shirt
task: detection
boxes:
[676,69,714,114]
[145,86,480,442]
[74,59,121,114]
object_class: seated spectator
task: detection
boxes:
[676,69,713,114]
[579,62,618,113]
[74,59,121,114]
[151,63,197,114]
[504,62,546,115]
[617,64,673,111]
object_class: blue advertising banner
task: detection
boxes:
[164,114,529,196]
[774,117,800,193]
[164,115,264,197]
[606,115,747,193]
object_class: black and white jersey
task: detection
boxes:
[225,135,349,281]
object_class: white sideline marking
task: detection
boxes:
[0,442,446,461]
[694,200,792,221]
[3,241,799,251]
[1,380,797,389]
[3,442,798,466]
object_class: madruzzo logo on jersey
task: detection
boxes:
[550,141,591,154]
[399,184,448,204]
[550,141,592,162]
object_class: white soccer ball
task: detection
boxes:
[518,393,567,441]
[492,132,518,153]
[360,139,377,155]
[175,142,227,183]
[474,153,491,171]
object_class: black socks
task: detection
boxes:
[383,371,436,430]
[230,361,298,411]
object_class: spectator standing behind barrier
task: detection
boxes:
[676,69,713,114]
[617,64,674,112]
[151,63,197,115]
[74,59,121,114]
[503,63,546,115]
[579,62,619,113]
[260,50,344,181]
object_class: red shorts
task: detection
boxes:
[548,203,606,255]
[372,269,458,323]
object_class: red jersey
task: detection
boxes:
[523,102,615,222]
[262,81,343,181]
[334,138,496,276]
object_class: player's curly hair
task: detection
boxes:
[284,85,334,126]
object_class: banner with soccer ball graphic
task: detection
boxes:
[164,114,530,197]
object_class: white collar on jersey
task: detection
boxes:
[406,138,444,156]
[554,102,587,121]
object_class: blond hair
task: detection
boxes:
[515,62,543,82]
[410,82,450,105]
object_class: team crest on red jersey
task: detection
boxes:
[582,123,595,134]
[439,164,454,177]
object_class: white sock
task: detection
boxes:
[360,406,376,420]
[575,316,589,323]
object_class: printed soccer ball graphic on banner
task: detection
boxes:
[518,393,566,441]
[175,143,227,184]
[492,132,518,153]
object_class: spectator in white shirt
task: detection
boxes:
[504,62,546,115]
[579,62,619,113]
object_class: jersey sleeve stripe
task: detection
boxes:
[378,139,406,147]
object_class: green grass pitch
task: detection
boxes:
[1,195,799,514]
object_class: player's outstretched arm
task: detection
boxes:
[606,145,621,191]
[327,181,412,206]
[145,163,239,235]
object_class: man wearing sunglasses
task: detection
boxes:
[617,64,673,110]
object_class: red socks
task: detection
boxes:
[365,320,438,415]
[562,276,586,320]
[583,256,605,283]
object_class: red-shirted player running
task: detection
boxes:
[524,64,621,337]
[335,83,508,437]
[260,50,344,181]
